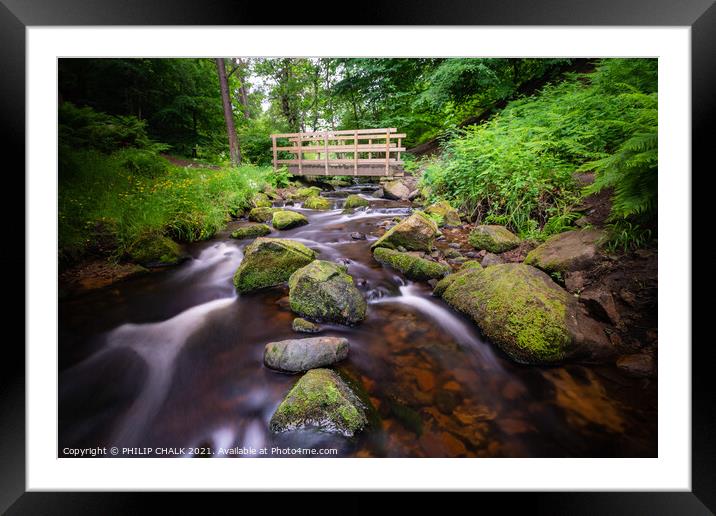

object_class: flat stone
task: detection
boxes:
[263,336,349,372]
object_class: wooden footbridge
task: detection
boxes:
[271,128,405,177]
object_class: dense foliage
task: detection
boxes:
[420,59,657,246]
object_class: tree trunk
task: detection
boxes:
[215,58,241,166]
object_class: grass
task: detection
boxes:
[59,148,272,265]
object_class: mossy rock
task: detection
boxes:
[432,260,483,297]
[292,186,322,200]
[524,229,606,274]
[230,223,271,240]
[435,263,581,364]
[373,247,450,281]
[248,207,279,222]
[126,234,184,267]
[292,317,321,333]
[233,237,316,293]
[303,196,332,210]
[272,210,309,230]
[425,200,461,227]
[269,368,369,437]
[288,260,367,325]
[263,336,349,372]
[344,194,370,210]
[468,225,521,253]
[252,192,273,208]
[371,211,439,252]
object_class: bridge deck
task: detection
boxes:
[271,128,405,177]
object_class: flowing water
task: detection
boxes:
[59,184,657,458]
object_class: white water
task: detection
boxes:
[106,296,237,446]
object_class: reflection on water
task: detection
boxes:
[59,187,657,457]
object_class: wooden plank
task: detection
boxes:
[287,133,406,142]
[276,159,404,165]
[272,128,398,138]
[275,144,405,152]
[286,164,405,177]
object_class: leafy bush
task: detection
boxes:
[59,102,165,154]
[265,166,292,188]
[420,58,657,245]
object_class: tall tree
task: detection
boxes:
[215,58,241,165]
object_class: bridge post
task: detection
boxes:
[297,132,302,176]
[272,135,277,171]
[385,129,390,176]
[353,130,358,176]
[324,131,329,176]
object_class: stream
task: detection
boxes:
[59,184,657,457]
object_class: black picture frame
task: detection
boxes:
[3,0,711,512]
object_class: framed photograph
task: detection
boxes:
[4,0,711,512]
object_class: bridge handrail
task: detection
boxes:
[271,128,404,176]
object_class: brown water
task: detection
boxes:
[58,185,657,458]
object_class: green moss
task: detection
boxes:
[248,207,279,222]
[230,223,271,240]
[343,194,370,209]
[269,368,368,436]
[303,196,332,210]
[432,260,483,297]
[292,317,321,333]
[468,225,521,253]
[437,263,573,364]
[252,192,273,208]
[373,247,450,281]
[233,237,316,293]
[293,186,322,199]
[126,233,183,266]
[272,210,309,230]
[425,200,461,227]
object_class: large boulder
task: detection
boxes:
[434,263,611,364]
[230,223,271,240]
[303,196,332,210]
[383,179,411,200]
[233,237,316,293]
[269,368,369,436]
[343,194,370,209]
[468,225,521,253]
[263,336,349,372]
[373,247,450,281]
[272,210,309,230]
[524,229,605,274]
[288,260,367,325]
[248,207,279,222]
[425,201,461,227]
[371,212,439,252]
